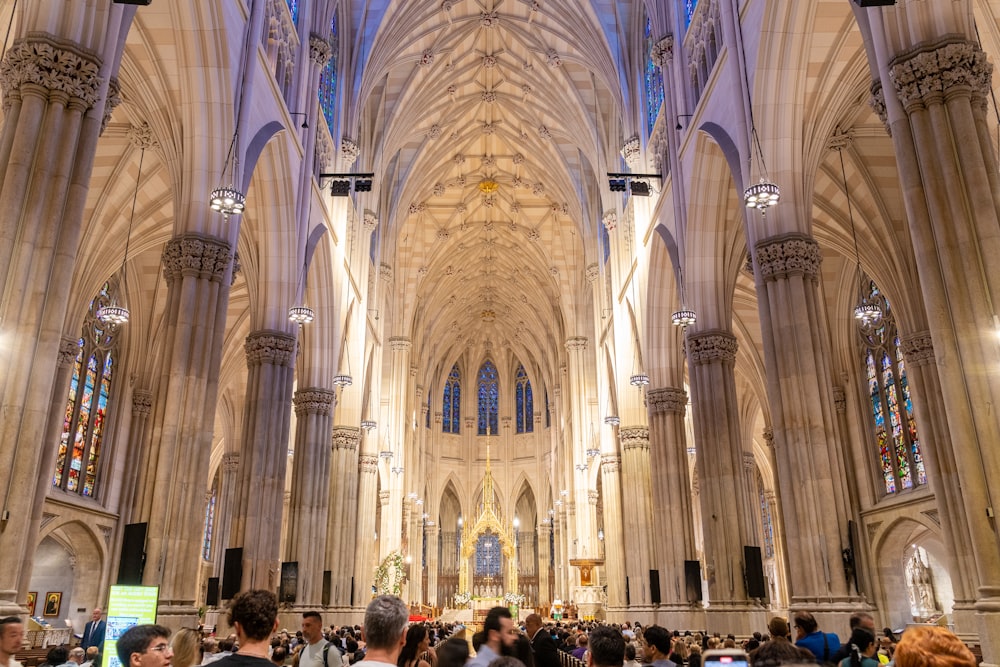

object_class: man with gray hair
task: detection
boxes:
[360,595,409,667]
[64,648,86,666]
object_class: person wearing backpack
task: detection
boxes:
[793,611,841,664]
[298,612,337,667]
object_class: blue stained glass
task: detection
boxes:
[286,0,299,23]
[478,360,499,435]
[318,15,338,136]
[684,0,699,29]
[443,364,461,434]
[758,471,774,558]
[474,533,502,576]
[644,17,665,134]
[515,364,533,434]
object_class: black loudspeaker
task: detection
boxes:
[117,523,147,585]
[852,0,895,6]
[322,571,332,606]
[744,546,767,599]
[221,548,243,600]
[279,562,298,603]
[206,578,220,607]
[625,577,630,606]
[113,0,152,5]
[684,560,702,602]
[649,570,662,605]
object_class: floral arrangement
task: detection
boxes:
[503,592,525,606]
[454,591,473,606]
[374,550,406,596]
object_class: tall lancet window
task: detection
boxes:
[644,17,665,134]
[858,279,926,495]
[757,470,774,558]
[53,282,121,497]
[318,15,338,135]
[478,360,499,435]
[684,0,699,29]
[515,364,533,434]
[443,363,461,434]
[203,473,218,561]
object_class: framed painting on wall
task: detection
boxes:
[43,592,61,617]
[26,592,36,616]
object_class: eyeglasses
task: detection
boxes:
[145,643,172,654]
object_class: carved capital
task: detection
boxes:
[222,451,240,472]
[0,33,103,110]
[588,489,599,505]
[162,233,233,284]
[363,209,378,230]
[564,336,588,351]
[586,263,599,283]
[359,454,379,473]
[832,385,847,413]
[754,233,821,282]
[620,136,641,168]
[379,489,391,505]
[58,337,80,367]
[762,427,774,450]
[131,389,153,417]
[868,81,890,135]
[600,454,620,472]
[102,77,121,134]
[245,330,297,368]
[647,387,687,414]
[380,263,393,282]
[341,138,360,166]
[389,336,412,351]
[620,426,650,450]
[687,330,738,364]
[127,121,158,150]
[889,38,993,110]
[900,330,935,366]
[332,426,361,451]
[651,35,674,69]
[743,452,756,472]
[293,387,336,416]
[309,33,332,66]
[602,210,618,232]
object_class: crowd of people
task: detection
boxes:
[0,595,983,667]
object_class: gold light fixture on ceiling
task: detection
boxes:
[479,178,499,194]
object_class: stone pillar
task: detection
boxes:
[686,331,756,613]
[620,427,655,608]
[537,522,551,606]
[760,429,789,607]
[328,426,361,607]
[751,235,858,614]
[426,524,440,606]
[138,234,235,624]
[212,452,240,577]
[599,454,627,609]
[647,387,699,614]
[383,337,411,557]
[230,330,297,591]
[0,28,125,614]
[284,388,336,607]
[564,337,590,555]
[352,454,379,606]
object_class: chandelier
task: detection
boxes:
[98,146,146,326]
[837,146,881,326]
[478,178,499,194]
[288,305,315,325]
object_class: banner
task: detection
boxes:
[103,585,159,667]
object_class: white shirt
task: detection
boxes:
[300,641,332,667]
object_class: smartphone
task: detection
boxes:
[702,649,750,667]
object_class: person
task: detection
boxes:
[397,626,431,667]
[171,628,204,667]
[81,647,101,667]
[793,611,840,663]
[622,645,640,667]
[468,607,516,667]
[65,648,87,667]
[686,645,701,667]
[82,609,107,652]
[215,590,280,667]
[831,613,876,665]
[510,635,534,667]
[642,627,676,667]
[300,612,337,667]
[434,638,468,667]
[893,627,975,667]
[524,615,558,667]
[0,617,23,667]
[571,635,588,661]
[361,595,409,667]
[43,646,69,667]
[838,628,878,667]
[750,617,814,667]
[587,626,625,667]
[272,648,288,667]
[116,624,174,667]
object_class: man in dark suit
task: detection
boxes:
[526,613,560,667]
[81,608,106,651]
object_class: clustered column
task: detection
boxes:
[352,454,379,606]
[599,454,627,608]
[619,427,654,607]
[328,426,361,607]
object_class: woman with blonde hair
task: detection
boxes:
[894,627,975,667]
[170,628,203,667]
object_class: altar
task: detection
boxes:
[471,596,504,611]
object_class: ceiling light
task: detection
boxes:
[288,306,315,325]
[479,179,499,194]
[671,309,697,328]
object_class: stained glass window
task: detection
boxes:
[684,0,699,29]
[287,0,299,24]
[757,470,774,559]
[478,360,499,435]
[53,283,120,498]
[515,364,533,434]
[858,279,926,495]
[203,478,217,561]
[644,17,665,134]
[474,532,502,576]
[443,364,461,434]
[317,15,338,136]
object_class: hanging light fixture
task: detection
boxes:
[288,305,315,324]
[837,146,881,326]
[333,333,353,387]
[361,419,377,431]
[671,308,696,328]
[98,146,146,326]
[210,9,252,218]
[738,17,779,214]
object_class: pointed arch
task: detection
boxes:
[477,359,499,435]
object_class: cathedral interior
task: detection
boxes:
[3,0,1000,662]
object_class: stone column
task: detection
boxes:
[647,387,698,613]
[382,337,411,557]
[620,427,655,608]
[284,388,336,607]
[599,454,627,609]
[352,454,379,606]
[760,429,789,607]
[751,235,858,614]
[329,426,361,607]
[138,234,235,624]
[229,330,297,591]
[564,337,590,554]
[686,331,756,614]
[0,28,126,614]
[212,452,240,578]
[537,522,551,606]
[426,524,440,606]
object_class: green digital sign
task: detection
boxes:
[103,585,159,667]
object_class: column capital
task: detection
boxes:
[132,389,153,417]
[359,455,379,473]
[389,336,412,351]
[332,426,361,451]
[620,426,650,450]
[222,451,240,472]
[586,262,600,282]
[900,330,935,366]
[647,387,687,414]
[162,233,233,284]
[889,38,992,110]
[651,35,674,69]
[245,330,297,368]
[601,211,617,232]
[600,453,621,472]
[58,337,80,367]
[754,233,821,282]
[743,452,756,472]
[379,262,393,282]
[379,490,391,505]
[308,33,332,66]
[869,81,891,135]
[588,490,599,505]
[294,388,337,416]
[564,336,588,351]
[0,33,102,110]
[687,330,738,364]
[762,427,775,450]
[832,385,847,413]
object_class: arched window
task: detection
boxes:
[317,15,338,135]
[515,364,533,434]
[858,279,926,495]
[474,532,502,576]
[684,0,699,29]
[443,364,461,434]
[477,360,499,435]
[286,0,299,23]
[757,470,774,559]
[53,283,121,497]
[644,17,665,134]
[203,473,218,561]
